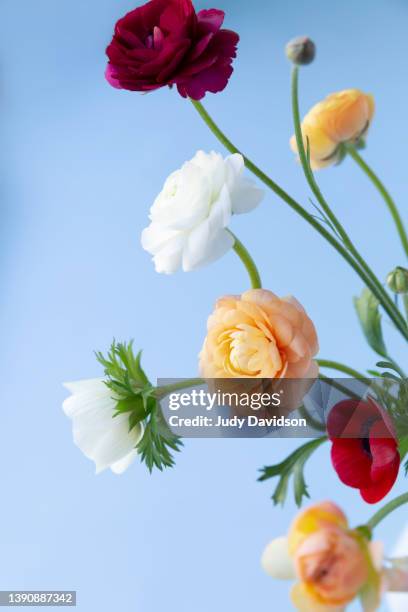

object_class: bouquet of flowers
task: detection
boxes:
[62,1,408,609]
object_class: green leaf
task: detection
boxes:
[258,437,327,507]
[399,437,408,462]
[367,369,381,377]
[137,399,183,473]
[96,340,152,398]
[354,288,387,358]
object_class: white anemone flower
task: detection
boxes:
[141,150,263,273]
[63,378,143,475]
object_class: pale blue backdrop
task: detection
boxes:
[1,0,407,610]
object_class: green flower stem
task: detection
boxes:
[155,378,205,399]
[228,230,262,289]
[297,405,327,432]
[404,295,408,322]
[317,359,366,378]
[346,144,408,259]
[190,99,408,342]
[366,493,408,531]
[291,67,408,339]
[318,374,360,400]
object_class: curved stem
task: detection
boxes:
[228,230,262,289]
[346,145,408,259]
[317,359,366,379]
[190,99,408,341]
[298,404,327,432]
[155,378,205,399]
[366,493,408,531]
[291,67,408,338]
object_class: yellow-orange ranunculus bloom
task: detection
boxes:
[199,289,319,379]
[262,501,390,611]
[290,89,375,169]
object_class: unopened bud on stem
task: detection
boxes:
[387,267,408,294]
[286,36,316,66]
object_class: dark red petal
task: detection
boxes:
[197,9,225,33]
[115,0,170,39]
[330,439,372,488]
[360,456,400,504]
[176,59,233,100]
[157,45,191,82]
[188,32,214,62]
[177,30,239,79]
[160,0,196,33]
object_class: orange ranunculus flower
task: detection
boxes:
[199,289,319,379]
[290,89,375,169]
[262,501,383,611]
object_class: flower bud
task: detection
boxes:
[285,36,316,65]
[387,267,408,294]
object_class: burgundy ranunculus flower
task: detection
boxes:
[327,398,400,504]
[105,0,239,100]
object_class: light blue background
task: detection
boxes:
[1,0,407,610]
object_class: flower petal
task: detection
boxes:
[261,537,296,580]
[111,448,139,474]
[291,582,345,612]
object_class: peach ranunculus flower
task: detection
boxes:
[290,89,375,170]
[199,289,319,379]
[262,501,408,611]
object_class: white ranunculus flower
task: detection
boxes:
[63,378,143,475]
[141,150,263,273]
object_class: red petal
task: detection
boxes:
[197,9,225,33]
[360,456,400,504]
[369,421,399,481]
[330,439,372,488]
[327,399,379,439]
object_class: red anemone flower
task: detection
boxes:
[327,397,400,504]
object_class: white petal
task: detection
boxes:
[111,449,139,474]
[63,378,106,398]
[207,184,232,233]
[182,224,233,271]
[225,153,245,189]
[141,223,181,255]
[261,536,296,580]
[63,380,143,474]
[142,224,186,274]
[231,178,264,214]
[151,162,210,231]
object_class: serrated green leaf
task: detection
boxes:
[137,400,183,473]
[354,288,387,358]
[258,437,327,507]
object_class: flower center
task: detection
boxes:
[224,325,283,377]
[145,26,164,51]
